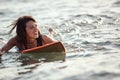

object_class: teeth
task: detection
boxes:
[35,33,37,35]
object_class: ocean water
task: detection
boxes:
[0,0,120,80]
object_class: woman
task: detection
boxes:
[0,16,56,55]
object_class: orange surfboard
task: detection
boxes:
[21,42,66,53]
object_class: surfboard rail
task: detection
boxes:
[21,42,66,53]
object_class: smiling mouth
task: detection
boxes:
[34,33,38,35]
[33,32,38,35]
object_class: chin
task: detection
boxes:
[35,35,39,38]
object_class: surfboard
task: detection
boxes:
[21,42,66,53]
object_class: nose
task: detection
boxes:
[34,26,38,31]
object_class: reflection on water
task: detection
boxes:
[0,52,65,67]
[19,52,66,66]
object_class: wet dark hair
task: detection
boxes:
[9,16,41,50]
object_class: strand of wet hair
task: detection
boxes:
[0,21,17,35]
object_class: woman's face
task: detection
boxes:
[26,21,39,39]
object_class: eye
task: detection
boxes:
[29,26,34,29]
[35,24,37,27]
[29,24,38,29]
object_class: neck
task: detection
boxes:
[27,37,36,44]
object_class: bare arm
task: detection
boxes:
[0,37,16,55]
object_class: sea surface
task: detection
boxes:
[0,0,120,80]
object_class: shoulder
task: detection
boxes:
[41,34,56,44]
[42,35,49,39]
[42,34,52,41]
